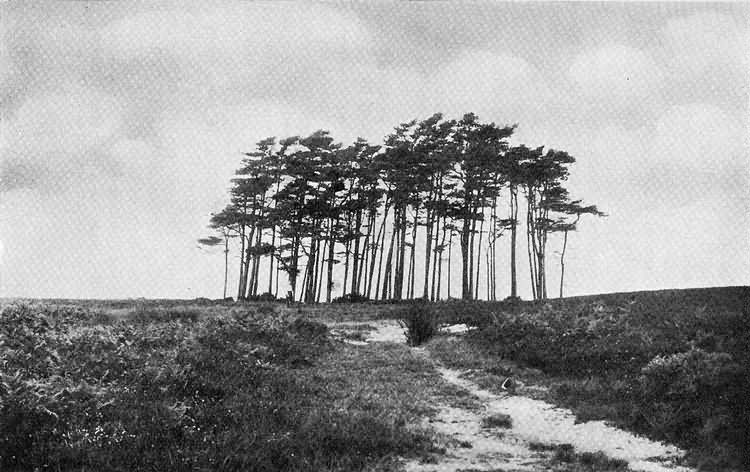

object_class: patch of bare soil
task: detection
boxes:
[343,320,694,472]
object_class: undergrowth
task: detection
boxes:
[399,305,438,346]
[0,303,436,471]
[444,287,749,471]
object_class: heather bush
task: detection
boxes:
[637,348,745,447]
[466,287,749,469]
[399,305,438,346]
[332,293,370,303]
[0,303,431,471]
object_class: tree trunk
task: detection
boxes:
[298,240,308,303]
[373,210,389,300]
[274,260,280,298]
[430,213,440,301]
[242,227,254,300]
[305,236,318,303]
[448,229,454,299]
[393,213,400,299]
[423,204,433,299]
[326,220,336,303]
[409,206,419,298]
[317,236,327,303]
[475,214,484,300]
[435,216,448,301]
[509,187,518,299]
[538,226,547,300]
[526,196,537,300]
[394,205,407,300]
[490,197,497,301]
[486,249,491,301]
[559,228,569,299]
[223,236,229,299]
[237,222,246,300]
[468,205,478,299]
[382,216,397,300]
[342,238,351,298]
[290,234,300,300]
[351,209,362,295]
[249,225,262,298]
[268,225,276,295]
[358,212,373,295]
[461,206,471,300]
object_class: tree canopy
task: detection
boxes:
[202,113,604,302]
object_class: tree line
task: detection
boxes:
[199,113,604,303]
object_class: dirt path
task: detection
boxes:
[331,320,694,472]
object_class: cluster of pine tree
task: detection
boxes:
[200,113,603,303]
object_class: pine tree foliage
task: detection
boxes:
[202,114,604,302]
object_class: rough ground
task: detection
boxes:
[329,319,694,472]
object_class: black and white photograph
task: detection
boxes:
[0,2,747,471]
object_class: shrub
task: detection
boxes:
[578,451,628,470]
[552,443,576,463]
[481,413,512,429]
[2,303,431,471]
[637,348,745,447]
[399,305,438,347]
[332,293,370,304]
[255,292,278,302]
[463,287,749,469]
[288,318,328,340]
[131,307,201,324]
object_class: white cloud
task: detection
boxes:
[432,49,554,121]
[568,44,664,103]
[106,6,368,53]
[0,33,12,91]
[651,103,746,172]
[662,11,748,77]
[1,3,747,298]
[99,5,371,71]
[5,86,123,158]
[0,19,19,104]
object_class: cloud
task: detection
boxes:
[0,30,14,98]
[530,102,747,214]
[101,5,371,59]
[568,44,664,104]
[651,103,745,171]
[0,158,38,193]
[662,11,748,77]
[9,87,122,155]
[98,4,372,98]
[0,86,125,192]
[432,49,554,123]
[0,3,747,298]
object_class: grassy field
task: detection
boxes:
[0,301,444,471]
[428,286,749,471]
[2,286,747,471]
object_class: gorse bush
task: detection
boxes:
[399,305,438,346]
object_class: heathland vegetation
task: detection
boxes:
[2,287,747,471]
[199,113,603,303]
[428,286,749,470]
[0,301,442,471]
[3,115,745,472]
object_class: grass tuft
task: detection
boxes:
[481,413,513,429]
[399,305,439,347]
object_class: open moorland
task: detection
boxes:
[1,286,747,471]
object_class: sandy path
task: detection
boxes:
[340,320,694,472]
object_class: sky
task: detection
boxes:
[0,2,747,300]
